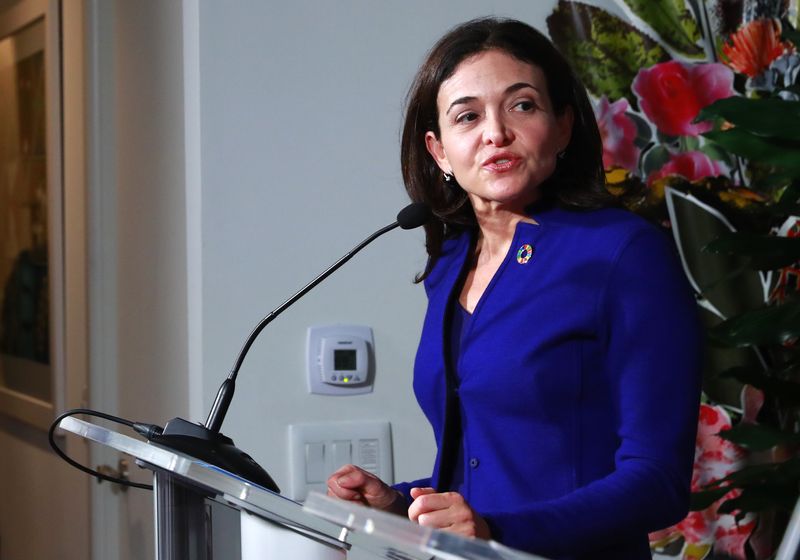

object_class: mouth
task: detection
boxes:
[482,153,521,171]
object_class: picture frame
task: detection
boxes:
[0,0,64,430]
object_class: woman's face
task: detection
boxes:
[426,49,573,215]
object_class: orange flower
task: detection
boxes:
[721,19,793,78]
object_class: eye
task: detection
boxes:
[455,111,479,124]
[512,100,536,112]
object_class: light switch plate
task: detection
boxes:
[287,420,393,501]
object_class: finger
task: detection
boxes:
[408,492,437,521]
[328,466,400,510]
[341,470,392,504]
[326,479,364,502]
[328,464,358,479]
[327,487,363,502]
[408,492,461,521]
[412,491,461,512]
[439,520,480,538]
[331,465,369,489]
[416,502,476,534]
[416,507,461,530]
[327,466,367,501]
[409,486,436,499]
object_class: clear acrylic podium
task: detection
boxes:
[58,416,547,560]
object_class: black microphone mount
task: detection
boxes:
[148,202,431,491]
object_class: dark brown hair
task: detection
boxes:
[401,17,612,279]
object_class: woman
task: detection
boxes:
[327,17,702,559]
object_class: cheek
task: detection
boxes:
[440,141,474,171]
[529,129,564,159]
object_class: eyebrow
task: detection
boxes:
[445,82,540,115]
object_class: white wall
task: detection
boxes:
[196,0,563,492]
[89,1,191,558]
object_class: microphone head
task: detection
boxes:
[397,202,432,230]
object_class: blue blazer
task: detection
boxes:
[394,203,702,559]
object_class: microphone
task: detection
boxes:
[397,202,432,229]
[148,202,431,491]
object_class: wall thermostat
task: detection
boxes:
[307,325,374,396]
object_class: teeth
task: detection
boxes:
[496,159,510,164]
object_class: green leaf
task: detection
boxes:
[707,300,800,347]
[641,144,671,178]
[720,366,800,406]
[776,180,800,212]
[622,0,704,57]
[716,485,798,516]
[703,232,800,270]
[782,24,800,48]
[697,97,800,142]
[729,457,800,486]
[702,457,800,491]
[698,140,734,168]
[756,173,795,192]
[547,1,670,105]
[680,135,701,152]
[690,487,730,510]
[629,112,653,149]
[703,128,800,176]
[717,423,800,451]
[665,186,766,318]
[695,458,800,520]
[702,464,774,490]
[656,130,680,145]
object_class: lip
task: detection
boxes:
[481,152,522,172]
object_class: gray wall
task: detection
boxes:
[196,0,562,490]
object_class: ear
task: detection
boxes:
[425,131,451,174]
[556,106,574,153]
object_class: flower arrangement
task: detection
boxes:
[547,1,800,557]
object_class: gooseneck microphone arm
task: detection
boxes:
[142,202,431,493]
[204,220,401,433]
[49,202,431,494]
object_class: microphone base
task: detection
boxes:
[149,417,280,493]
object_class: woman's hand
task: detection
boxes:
[326,464,407,515]
[408,487,491,539]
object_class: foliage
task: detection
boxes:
[547,1,800,557]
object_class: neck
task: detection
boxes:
[470,199,538,260]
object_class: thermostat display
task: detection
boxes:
[334,349,357,371]
[307,325,374,395]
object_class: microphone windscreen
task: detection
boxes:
[397,202,432,230]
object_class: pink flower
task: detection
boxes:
[650,404,755,558]
[647,151,728,185]
[692,404,745,486]
[595,96,641,173]
[633,61,734,137]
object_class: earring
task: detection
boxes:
[557,150,566,160]
[444,172,453,182]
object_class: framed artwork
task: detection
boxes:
[0,0,64,430]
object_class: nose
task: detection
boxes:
[483,112,513,146]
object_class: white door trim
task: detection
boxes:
[85,1,122,558]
